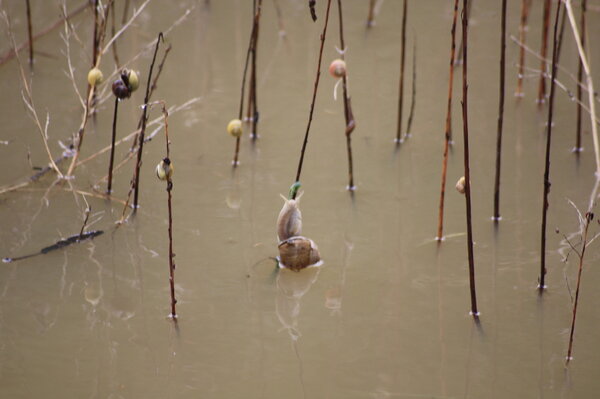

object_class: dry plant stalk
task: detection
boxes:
[1,10,63,178]
[537,0,551,104]
[395,0,408,144]
[158,103,177,320]
[515,0,532,97]
[574,0,587,154]
[232,3,261,166]
[65,0,114,177]
[493,0,507,221]
[0,1,89,66]
[460,0,479,319]
[564,0,600,176]
[336,0,356,191]
[539,0,562,292]
[436,0,460,241]
[247,0,262,139]
[133,32,165,210]
[367,0,376,27]
[292,0,334,198]
[564,198,596,364]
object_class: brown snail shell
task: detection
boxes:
[278,236,321,271]
[276,193,303,242]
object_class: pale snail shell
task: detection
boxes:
[277,192,303,242]
[456,176,466,194]
[278,236,321,271]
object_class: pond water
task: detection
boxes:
[1,0,600,398]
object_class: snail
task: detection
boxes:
[156,157,174,181]
[227,119,243,138]
[278,236,321,271]
[112,78,130,99]
[125,69,140,92]
[276,186,321,271]
[456,176,466,194]
[328,59,346,78]
[87,67,104,86]
[277,192,303,242]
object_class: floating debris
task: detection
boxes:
[3,230,104,263]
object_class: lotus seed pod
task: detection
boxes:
[156,158,174,181]
[127,70,140,92]
[87,67,104,86]
[328,59,346,78]
[456,176,466,194]
[112,79,130,99]
[227,119,243,138]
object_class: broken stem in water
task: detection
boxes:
[107,97,119,193]
[232,4,260,166]
[405,38,417,140]
[25,0,33,67]
[436,0,459,241]
[537,0,551,104]
[367,0,376,27]
[292,0,333,198]
[493,0,507,222]
[133,32,164,210]
[539,0,562,292]
[574,0,587,154]
[515,0,531,97]
[460,0,478,319]
[395,0,408,144]
[565,0,600,181]
[336,0,356,191]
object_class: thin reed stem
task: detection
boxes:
[461,0,478,319]
[107,97,119,193]
[367,0,376,27]
[250,0,262,139]
[540,0,562,292]
[162,106,177,319]
[292,0,333,198]
[25,0,33,67]
[516,0,531,97]
[566,209,593,363]
[436,0,459,241]
[493,0,507,222]
[565,0,600,176]
[405,39,417,139]
[133,32,164,210]
[575,0,587,153]
[337,0,356,190]
[395,0,408,143]
[232,4,260,166]
[537,0,551,104]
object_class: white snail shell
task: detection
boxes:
[456,176,466,194]
[278,236,321,271]
[276,192,303,242]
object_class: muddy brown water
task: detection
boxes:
[1,1,600,398]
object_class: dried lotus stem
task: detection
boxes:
[293,0,333,198]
